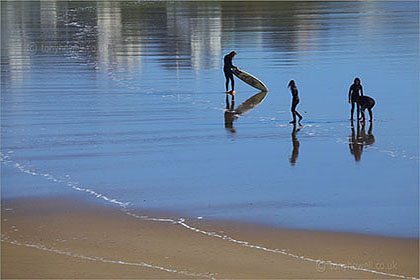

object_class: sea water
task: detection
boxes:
[1,1,418,237]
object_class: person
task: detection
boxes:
[356,95,375,123]
[223,51,238,94]
[288,80,303,124]
[348,77,364,121]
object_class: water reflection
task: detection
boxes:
[224,94,237,133]
[289,123,302,166]
[349,121,375,162]
[224,91,268,133]
[0,1,337,84]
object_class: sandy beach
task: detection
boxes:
[1,196,418,279]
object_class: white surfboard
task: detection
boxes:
[232,68,268,92]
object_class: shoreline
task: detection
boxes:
[2,195,419,279]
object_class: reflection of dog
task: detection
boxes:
[356,95,375,123]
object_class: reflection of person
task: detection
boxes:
[349,121,375,161]
[289,123,301,166]
[223,91,267,134]
[362,121,375,146]
[348,77,364,121]
[288,80,303,124]
[349,121,363,161]
[223,51,238,94]
[356,95,375,123]
[224,94,237,133]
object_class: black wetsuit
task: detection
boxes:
[290,85,302,123]
[357,96,375,121]
[224,54,237,92]
[348,83,363,120]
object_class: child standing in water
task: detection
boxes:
[223,51,238,94]
[288,80,303,124]
[348,77,364,121]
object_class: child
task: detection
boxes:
[288,80,303,124]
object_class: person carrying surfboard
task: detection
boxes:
[223,51,239,94]
[288,80,303,124]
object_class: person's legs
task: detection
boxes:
[350,101,355,120]
[368,108,373,121]
[356,102,360,120]
[294,100,302,121]
[290,100,298,123]
[229,73,235,92]
[360,109,366,122]
[224,71,230,92]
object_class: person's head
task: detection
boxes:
[354,77,360,85]
[288,80,295,88]
[229,51,236,58]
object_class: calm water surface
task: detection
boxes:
[1,1,418,237]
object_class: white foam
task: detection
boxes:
[1,234,214,279]
[1,153,418,280]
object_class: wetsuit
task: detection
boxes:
[224,54,237,92]
[290,85,302,123]
[348,83,363,120]
[357,96,375,121]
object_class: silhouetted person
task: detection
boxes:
[289,123,302,166]
[348,77,364,121]
[223,51,238,94]
[224,94,237,133]
[349,121,363,161]
[288,80,303,124]
[356,95,375,123]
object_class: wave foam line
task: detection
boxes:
[1,153,418,280]
[0,153,129,208]
[1,234,215,279]
[125,212,418,280]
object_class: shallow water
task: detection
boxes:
[1,1,418,237]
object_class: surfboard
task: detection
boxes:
[232,68,268,92]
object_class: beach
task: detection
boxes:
[1,1,419,278]
[2,196,418,279]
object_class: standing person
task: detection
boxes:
[288,80,303,124]
[348,77,364,121]
[223,51,238,94]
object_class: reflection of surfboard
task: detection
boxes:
[232,68,268,92]
[235,91,268,115]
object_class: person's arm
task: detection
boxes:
[348,85,352,103]
[360,85,364,96]
[231,60,238,71]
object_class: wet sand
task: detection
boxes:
[1,196,418,279]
